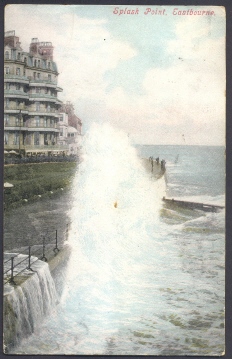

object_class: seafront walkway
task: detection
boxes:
[4,224,71,286]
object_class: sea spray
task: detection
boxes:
[51,123,170,353]
[63,123,166,297]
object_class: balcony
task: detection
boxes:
[29,111,58,117]
[5,120,59,132]
[4,74,29,84]
[29,93,58,102]
[27,126,59,133]
[28,77,57,88]
[55,98,63,105]
[27,120,59,131]
[4,105,28,114]
[4,90,29,99]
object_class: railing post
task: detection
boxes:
[27,246,33,271]
[41,237,47,262]
[9,256,16,285]
[53,229,60,254]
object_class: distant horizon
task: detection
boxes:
[133,143,225,147]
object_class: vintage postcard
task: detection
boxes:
[3,4,225,356]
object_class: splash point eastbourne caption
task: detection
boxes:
[112,7,215,16]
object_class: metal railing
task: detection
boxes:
[4,224,70,285]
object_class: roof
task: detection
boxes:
[68,126,78,133]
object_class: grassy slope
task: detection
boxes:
[4,162,77,210]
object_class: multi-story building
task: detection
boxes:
[57,112,82,155]
[57,112,69,149]
[4,31,67,155]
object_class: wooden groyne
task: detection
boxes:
[141,157,166,179]
[162,197,224,213]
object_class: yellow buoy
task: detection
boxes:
[114,201,117,208]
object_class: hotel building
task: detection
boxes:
[4,31,67,155]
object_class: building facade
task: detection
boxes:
[4,31,67,155]
[57,112,69,150]
[57,112,82,155]
[67,126,82,155]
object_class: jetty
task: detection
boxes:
[162,197,224,213]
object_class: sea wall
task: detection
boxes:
[3,245,71,352]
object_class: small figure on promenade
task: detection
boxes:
[156,157,159,164]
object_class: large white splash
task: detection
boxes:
[63,123,166,303]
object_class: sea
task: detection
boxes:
[7,124,225,355]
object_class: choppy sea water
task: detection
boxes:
[9,124,225,355]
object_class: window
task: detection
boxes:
[45,87,48,94]
[36,87,41,94]
[34,132,40,145]
[5,98,10,109]
[5,51,9,60]
[24,57,27,64]
[17,53,21,60]
[14,132,19,145]
[34,60,37,67]
[35,102,40,111]
[5,67,10,74]
[48,74,51,82]
[51,134,55,145]
[48,62,51,69]
[15,117,19,126]
[4,133,9,145]
[25,133,32,145]
[37,73,41,79]
[16,68,20,75]
[16,84,20,90]
[38,60,41,67]
[33,72,36,79]
[4,115,9,125]
[5,83,10,90]
[35,116,40,127]
[47,104,51,112]
[44,119,48,127]
[44,133,48,145]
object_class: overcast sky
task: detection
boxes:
[5,5,225,145]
